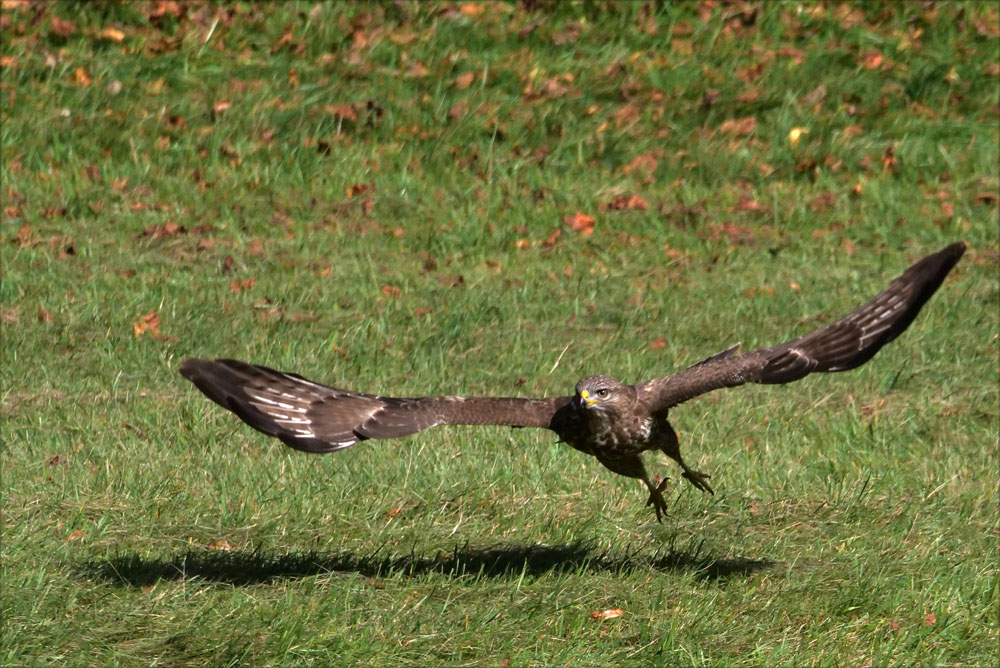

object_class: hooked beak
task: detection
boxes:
[578,389,597,407]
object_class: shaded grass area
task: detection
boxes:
[3,2,998,666]
[80,539,772,586]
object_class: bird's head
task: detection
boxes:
[574,375,633,412]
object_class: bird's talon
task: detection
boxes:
[646,485,669,522]
[682,470,715,495]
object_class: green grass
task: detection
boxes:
[2,2,997,665]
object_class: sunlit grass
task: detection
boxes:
[2,2,997,666]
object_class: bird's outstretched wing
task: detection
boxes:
[179,358,571,453]
[636,242,966,411]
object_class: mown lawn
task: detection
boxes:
[2,2,997,666]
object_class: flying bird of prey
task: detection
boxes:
[181,243,965,521]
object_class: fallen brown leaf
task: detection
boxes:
[230,277,255,293]
[860,50,884,70]
[448,100,466,121]
[405,60,429,78]
[12,224,33,247]
[133,310,176,341]
[98,26,125,42]
[809,192,837,212]
[50,15,76,38]
[381,284,401,298]
[648,336,667,350]
[347,182,374,198]
[719,116,756,136]
[324,103,358,122]
[142,222,185,239]
[133,311,161,337]
[607,194,648,211]
[564,212,596,236]
[454,72,476,89]
[72,66,92,87]
[882,145,898,173]
[590,608,625,620]
[733,197,769,214]
[623,152,658,175]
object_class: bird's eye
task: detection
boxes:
[596,388,609,397]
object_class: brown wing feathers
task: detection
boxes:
[179,358,567,452]
[640,242,965,409]
[758,242,965,382]
[179,359,403,452]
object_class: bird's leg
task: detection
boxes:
[596,454,670,522]
[644,475,671,522]
[657,419,715,495]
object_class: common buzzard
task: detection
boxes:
[181,242,965,521]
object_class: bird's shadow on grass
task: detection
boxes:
[79,539,773,587]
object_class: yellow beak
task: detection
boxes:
[579,389,597,406]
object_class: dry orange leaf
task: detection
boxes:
[608,194,648,211]
[133,311,176,341]
[648,336,667,350]
[323,103,357,122]
[622,152,658,175]
[590,608,625,620]
[67,530,84,541]
[454,72,476,89]
[733,197,768,213]
[347,182,374,198]
[719,116,756,136]
[50,15,76,37]
[98,27,125,42]
[381,284,401,298]
[564,212,596,236]
[13,224,34,247]
[882,145,898,173]
[142,222,184,238]
[133,310,161,337]
[860,50,884,70]
[230,277,255,293]
[207,539,234,551]
[213,100,231,113]
[460,3,485,16]
[72,66,92,87]
[405,61,429,78]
